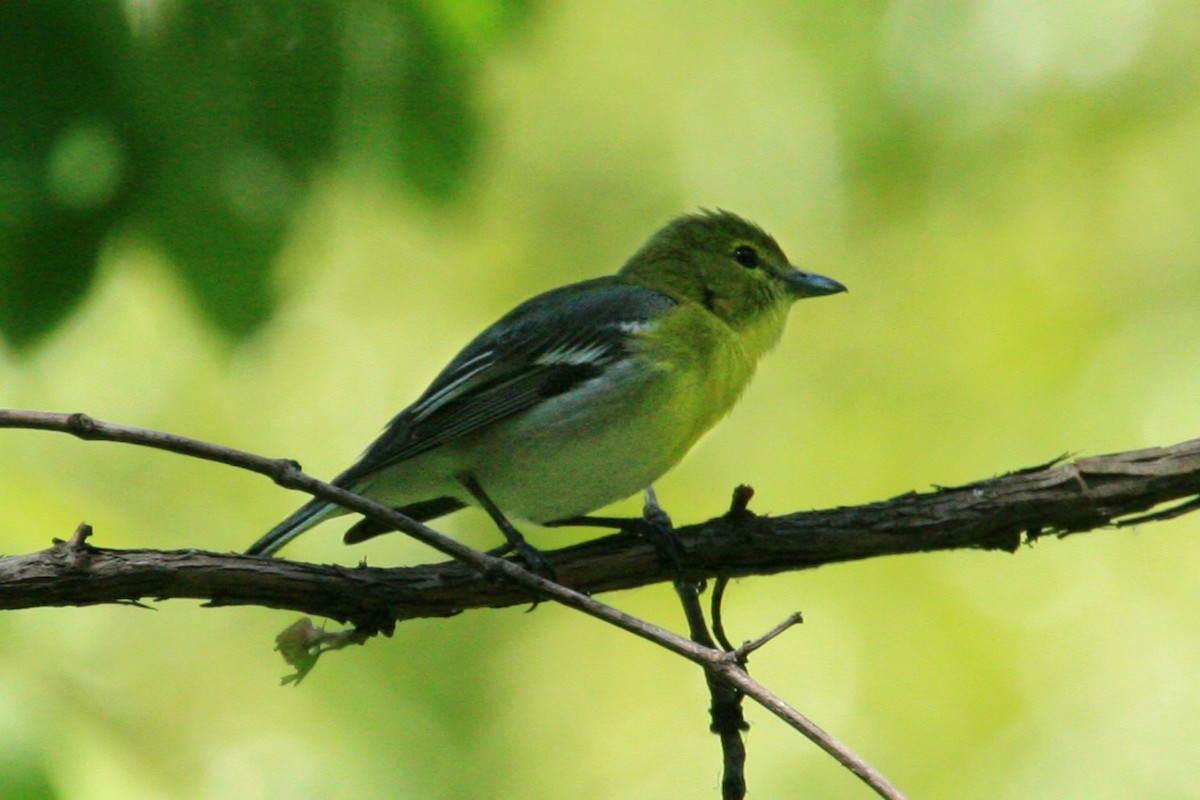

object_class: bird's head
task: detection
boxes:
[618,210,846,329]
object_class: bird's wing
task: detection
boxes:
[334,278,677,487]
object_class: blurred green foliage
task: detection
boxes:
[0,0,525,349]
[2,1,1200,799]
[0,2,129,349]
[0,752,57,800]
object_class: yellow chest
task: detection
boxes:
[635,300,789,454]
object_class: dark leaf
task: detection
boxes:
[126,0,343,338]
[0,0,134,350]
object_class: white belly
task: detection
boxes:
[359,359,701,523]
[464,360,689,522]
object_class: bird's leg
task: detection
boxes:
[546,487,686,575]
[458,474,556,581]
[638,487,686,575]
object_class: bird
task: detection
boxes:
[246,210,846,567]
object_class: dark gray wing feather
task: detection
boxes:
[333,278,676,487]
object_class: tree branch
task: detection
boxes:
[1,408,921,798]
[3,410,1198,800]
[2,431,1196,625]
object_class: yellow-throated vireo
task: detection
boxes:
[246,210,845,560]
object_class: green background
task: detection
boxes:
[3,1,1200,798]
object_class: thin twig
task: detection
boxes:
[6,413,1200,616]
[711,578,737,655]
[737,612,804,661]
[0,408,907,798]
[0,409,708,651]
[717,666,908,800]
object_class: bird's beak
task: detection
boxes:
[783,268,847,298]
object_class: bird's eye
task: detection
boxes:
[732,245,759,269]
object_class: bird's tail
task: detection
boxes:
[245,497,342,556]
